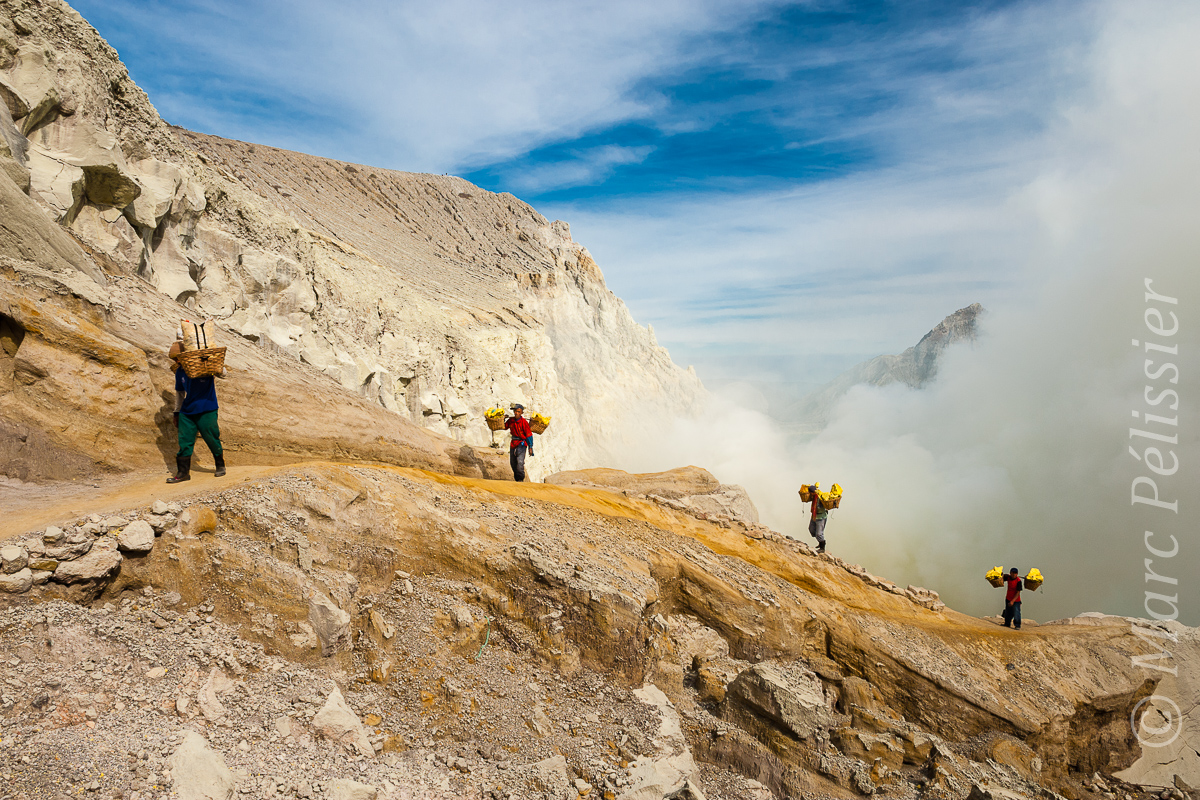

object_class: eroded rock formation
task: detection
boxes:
[0,0,704,481]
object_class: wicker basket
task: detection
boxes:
[486,415,506,431]
[1023,576,1043,592]
[177,346,227,378]
[530,418,549,435]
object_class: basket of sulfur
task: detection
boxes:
[985,566,1004,588]
[485,407,506,431]
[530,413,551,434]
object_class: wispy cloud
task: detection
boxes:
[503,145,655,193]
[73,0,784,172]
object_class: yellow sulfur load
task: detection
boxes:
[799,483,819,502]
[1024,568,1044,591]
[819,483,843,510]
[485,407,506,431]
[530,413,551,434]
[986,566,1004,588]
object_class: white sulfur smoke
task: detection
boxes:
[617,2,1199,624]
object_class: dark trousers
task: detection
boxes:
[510,443,527,482]
[178,410,222,459]
[1003,600,1022,629]
[808,517,827,544]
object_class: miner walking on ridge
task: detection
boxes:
[1001,567,1023,630]
[800,482,839,554]
[504,403,533,482]
[167,333,226,484]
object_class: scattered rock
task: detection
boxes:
[151,500,170,515]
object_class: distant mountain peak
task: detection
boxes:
[793,303,985,428]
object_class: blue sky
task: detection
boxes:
[72,0,1094,407]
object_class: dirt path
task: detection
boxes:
[0,464,281,538]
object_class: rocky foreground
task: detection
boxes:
[0,463,1194,800]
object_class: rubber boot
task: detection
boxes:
[167,455,191,483]
[817,541,826,554]
[214,452,226,478]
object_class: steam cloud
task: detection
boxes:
[618,2,1198,624]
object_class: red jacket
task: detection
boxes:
[504,415,531,448]
[1004,574,1022,604]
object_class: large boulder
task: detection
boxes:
[50,537,121,585]
[0,568,33,594]
[116,520,155,554]
[0,545,28,573]
[307,591,352,657]
[44,529,94,561]
[724,661,844,741]
[312,685,374,758]
[168,731,235,800]
[327,780,378,800]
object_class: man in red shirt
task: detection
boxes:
[503,404,533,482]
[1001,568,1023,630]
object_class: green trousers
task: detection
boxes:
[178,410,222,459]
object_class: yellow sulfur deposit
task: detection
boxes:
[819,483,843,510]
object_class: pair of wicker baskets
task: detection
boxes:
[484,409,550,433]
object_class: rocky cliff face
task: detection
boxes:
[792,304,983,430]
[0,0,704,481]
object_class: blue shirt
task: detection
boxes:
[175,369,219,415]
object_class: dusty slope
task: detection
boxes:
[2,462,1194,800]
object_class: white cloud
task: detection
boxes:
[100,0,783,172]
[503,145,655,193]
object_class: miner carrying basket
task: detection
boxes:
[167,320,228,483]
[503,404,533,482]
